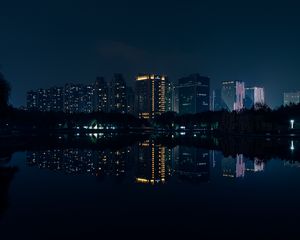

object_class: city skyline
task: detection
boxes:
[26,73,271,116]
[2,2,300,239]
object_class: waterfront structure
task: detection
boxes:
[135,74,168,119]
[176,74,210,114]
[283,91,300,105]
[111,74,127,113]
[221,81,245,111]
[245,87,265,109]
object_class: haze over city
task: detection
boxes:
[1,0,300,108]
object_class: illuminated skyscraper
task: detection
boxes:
[177,74,210,114]
[245,87,265,109]
[283,91,300,105]
[221,81,245,111]
[135,74,168,119]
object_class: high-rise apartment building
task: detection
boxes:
[135,74,168,119]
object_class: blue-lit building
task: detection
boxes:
[176,74,210,114]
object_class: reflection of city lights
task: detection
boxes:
[291,140,295,151]
[290,120,295,129]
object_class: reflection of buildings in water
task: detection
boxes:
[210,150,216,168]
[223,155,265,178]
[253,158,265,172]
[173,146,210,182]
[236,154,245,178]
[222,154,245,178]
[135,140,169,184]
[284,160,300,168]
[245,157,265,173]
[26,148,131,178]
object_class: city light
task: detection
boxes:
[290,140,295,151]
[290,119,295,129]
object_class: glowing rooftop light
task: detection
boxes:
[290,120,295,129]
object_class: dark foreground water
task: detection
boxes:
[0,135,300,239]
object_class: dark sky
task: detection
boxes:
[1,0,300,108]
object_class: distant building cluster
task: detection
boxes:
[27,74,133,114]
[26,140,266,183]
[212,80,265,111]
[283,91,300,106]
[27,73,270,117]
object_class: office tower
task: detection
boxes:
[283,91,300,105]
[26,90,38,110]
[50,87,64,112]
[211,89,226,111]
[174,146,210,182]
[111,74,127,113]
[177,74,210,114]
[135,74,168,119]
[126,87,135,115]
[221,81,245,111]
[93,77,108,112]
[245,87,265,109]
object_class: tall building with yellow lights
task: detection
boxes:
[135,74,170,119]
[135,140,166,184]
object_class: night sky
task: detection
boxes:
[1,0,300,108]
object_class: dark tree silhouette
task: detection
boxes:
[0,72,11,110]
